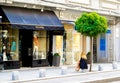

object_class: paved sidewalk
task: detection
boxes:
[0,62,120,83]
[13,70,120,83]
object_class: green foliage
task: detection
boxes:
[54,53,60,56]
[75,12,108,37]
[87,52,91,56]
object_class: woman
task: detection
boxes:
[80,52,88,71]
[75,52,88,72]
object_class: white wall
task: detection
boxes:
[114,23,120,61]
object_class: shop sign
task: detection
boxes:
[60,11,80,21]
[36,26,44,29]
[106,29,111,34]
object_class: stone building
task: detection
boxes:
[0,0,120,69]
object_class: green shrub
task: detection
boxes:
[54,53,60,56]
[87,52,91,56]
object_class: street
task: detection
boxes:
[86,77,120,83]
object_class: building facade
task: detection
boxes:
[0,0,120,69]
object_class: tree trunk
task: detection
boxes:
[82,35,86,52]
[89,37,93,72]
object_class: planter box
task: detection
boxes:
[87,55,91,64]
[52,56,60,66]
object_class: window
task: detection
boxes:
[33,31,47,60]
[1,27,19,61]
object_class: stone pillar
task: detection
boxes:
[39,69,46,77]
[61,66,67,75]
[12,71,19,80]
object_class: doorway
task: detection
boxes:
[19,30,33,67]
[47,31,64,66]
[52,35,63,65]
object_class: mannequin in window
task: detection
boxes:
[2,30,12,60]
[33,34,39,59]
[11,40,16,51]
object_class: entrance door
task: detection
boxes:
[47,31,64,66]
[19,30,33,67]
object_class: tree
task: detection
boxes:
[75,12,108,72]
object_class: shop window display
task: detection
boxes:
[33,32,39,59]
[1,29,18,61]
[33,31,47,60]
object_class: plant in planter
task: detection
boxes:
[54,53,60,56]
[87,52,91,64]
[52,53,60,66]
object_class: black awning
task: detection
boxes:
[11,24,35,30]
[1,6,64,30]
[12,24,64,30]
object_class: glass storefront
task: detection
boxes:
[0,24,81,68]
[0,6,64,69]
[33,30,47,60]
[0,26,19,61]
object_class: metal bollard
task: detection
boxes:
[61,66,67,75]
[39,69,46,77]
[112,62,117,69]
[98,64,103,71]
[12,71,19,80]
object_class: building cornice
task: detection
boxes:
[0,0,120,17]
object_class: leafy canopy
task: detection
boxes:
[75,12,108,37]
